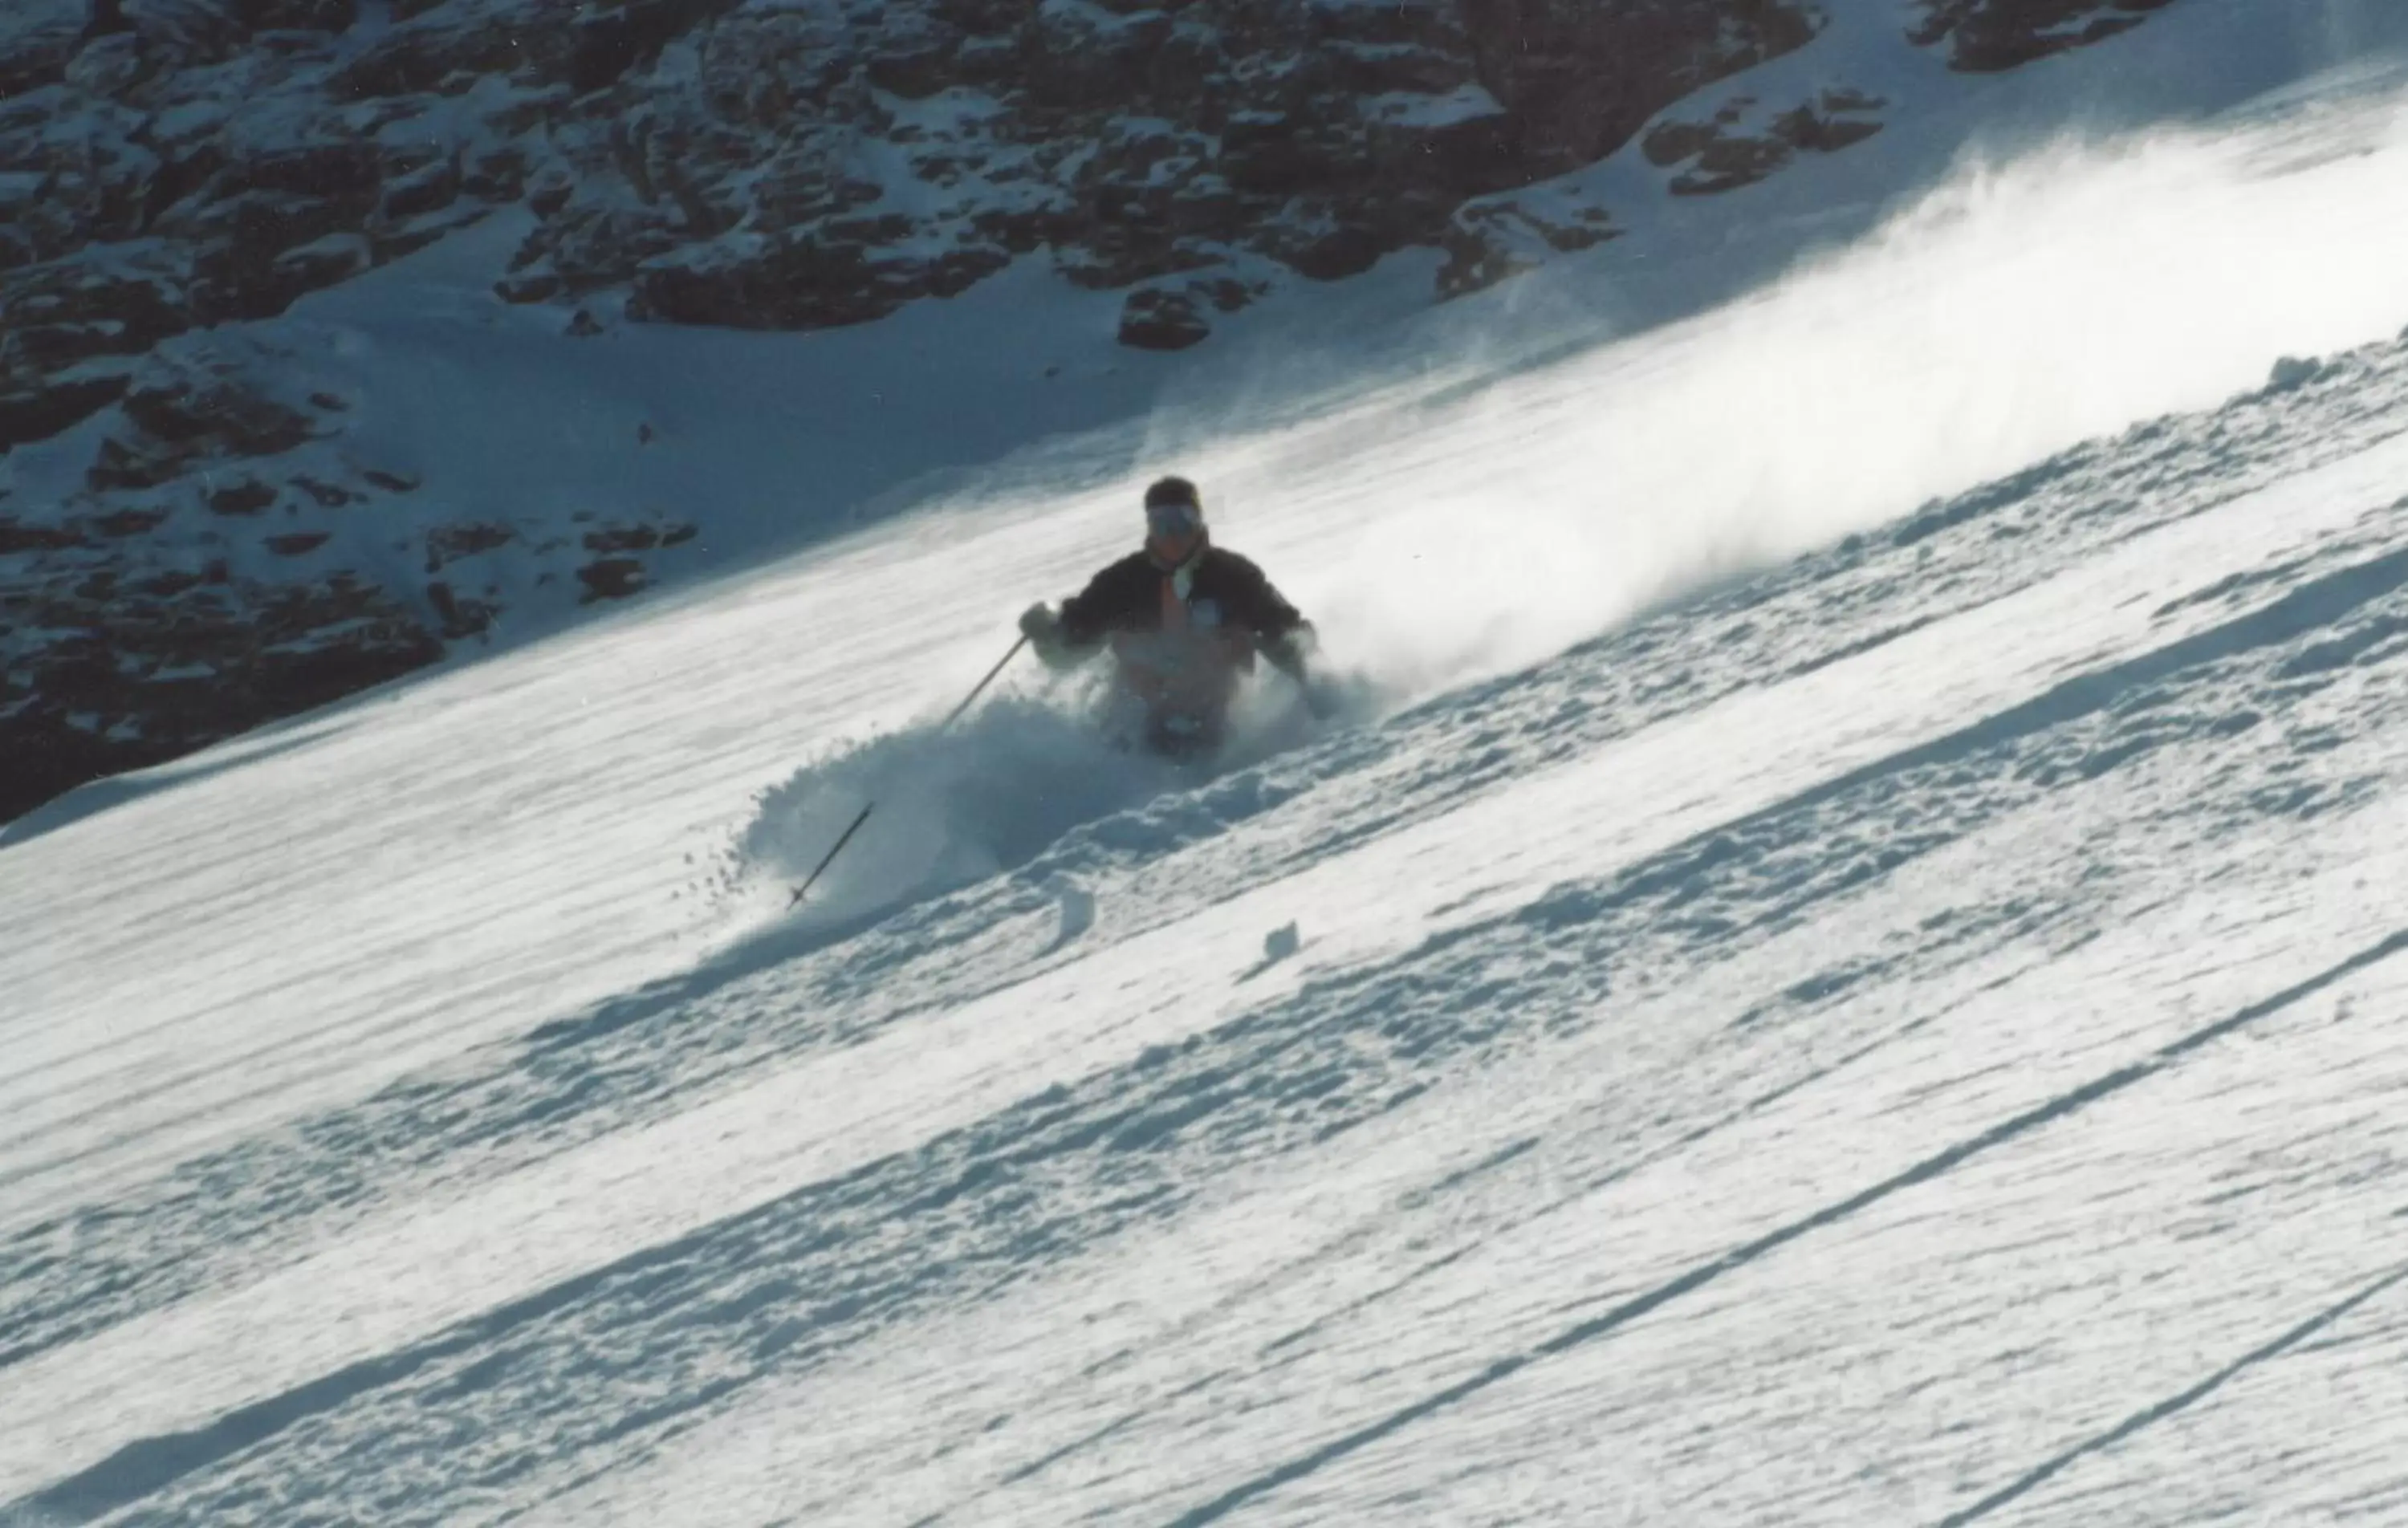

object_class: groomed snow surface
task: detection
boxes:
[11,42,2408,1528]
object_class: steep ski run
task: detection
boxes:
[7,327,2408,1522]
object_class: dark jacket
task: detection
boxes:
[1056,543,1306,652]
[1051,543,1308,750]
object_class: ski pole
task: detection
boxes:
[939,632,1031,729]
[788,632,1031,908]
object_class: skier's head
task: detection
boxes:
[1143,475,1206,567]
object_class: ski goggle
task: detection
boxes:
[1146,500,1203,538]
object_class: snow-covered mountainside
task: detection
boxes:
[3,0,2350,824]
[8,29,2408,1518]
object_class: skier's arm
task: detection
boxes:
[1231,562,1312,677]
[1261,624,1316,684]
[1054,569,1125,650]
[1224,556,1336,717]
[1055,565,1146,654]
[1023,561,1137,665]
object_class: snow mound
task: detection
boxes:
[730,660,1397,927]
[733,694,1190,924]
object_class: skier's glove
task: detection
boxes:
[1019,602,1083,670]
[1261,624,1316,683]
[1263,628,1338,721]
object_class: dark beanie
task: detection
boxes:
[1144,475,1201,510]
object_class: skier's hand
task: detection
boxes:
[1263,629,1338,721]
[1020,602,1085,671]
[1261,625,1316,682]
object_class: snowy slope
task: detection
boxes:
[9,39,2408,1528]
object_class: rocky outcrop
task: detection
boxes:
[1,357,445,827]
[1458,0,1821,175]
[1435,188,1617,297]
[1642,88,1887,197]
[1118,270,1271,350]
[509,0,1822,345]
[1910,0,2177,72]
[2,0,1827,475]
[0,0,506,466]
[0,551,441,828]
[0,336,703,826]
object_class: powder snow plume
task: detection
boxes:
[1185,68,2408,699]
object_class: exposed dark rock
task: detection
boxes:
[330,9,556,97]
[65,30,161,97]
[1278,218,1389,282]
[425,578,494,638]
[495,272,564,304]
[1366,94,1523,199]
[265,530,328,554]
[1436,192,1616,296]
[84,361,315,493]
[510,0,1821,335]
[121,370,315,456]
[246,140,383,201]
[567,0,731,96]
[205,478,279,514]
[182,185,386,321]
[378,156,460,220]
[3,268,191,365]
[0,373,132,451]
[93,506,168,535]
[1642,88,1887,196]
[1118,286,1213,351]
[1,12,80,98]
[628,235,1011,330]
[425,521,515,571]
[1458,0,1822,177]
[87,435,183,491]
[291,474,354,506]
[0,518,88,552]
[2265,356,2321,393]
[0,723,181,836]
[382,169,481,234]
[576,555,646,601]
[246,599,441,710]
[269,231,373,292]
[461,145,528,201]
[233,0,360,33]
[1909,0,2175,71]
[135,567,204,597]
[864,13,956,98]
[1114,266,1271,349]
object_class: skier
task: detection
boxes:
[1019,475,1318,759]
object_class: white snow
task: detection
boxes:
[8,6,2408,1525]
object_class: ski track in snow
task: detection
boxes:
[8,318,2408,1522]
[9,335,2408,1381]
